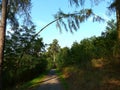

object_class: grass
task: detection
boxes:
[13,72,48,90]
[61,59,120,90]
[56,69,69,90]
[18,69,68,90]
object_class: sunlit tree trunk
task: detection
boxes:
[0,0,8,89]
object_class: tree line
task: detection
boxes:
[3,25,48,89]
[47,20,119,70]
[2,19,119,89]
[0,0,120,89]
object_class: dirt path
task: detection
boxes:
[34,69,63,90]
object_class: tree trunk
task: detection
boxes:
[114,3,120,60]
[0,0,8,89]
[116,8,120,40]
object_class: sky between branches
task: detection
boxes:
[31,0,115,48]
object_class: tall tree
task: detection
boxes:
[0,0,31,89]
[108,0,120,40]
[3,25,46,88]
[47,39,60,68]
[0,0,8,89]
[56,47,71,68]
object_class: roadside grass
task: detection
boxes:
[13,71,48,90]
[56,69,69,90]
[11,69,65,90]
[62,59,120,90]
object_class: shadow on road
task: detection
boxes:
[30,69,63,90]
[36,75,58,84]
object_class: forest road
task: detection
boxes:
[36,69,63,90]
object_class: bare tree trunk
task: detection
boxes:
[0,0,8,89]
[116,8,120,40]
[115,4,120,59]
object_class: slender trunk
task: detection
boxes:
[114,4,120,60]
[53,54,56,68]
[53,54,55,62]
[116,0,120,40]
[116,8,120,40]
[0,0,8,89]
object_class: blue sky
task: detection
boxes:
[31,0,115,48]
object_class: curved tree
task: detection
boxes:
[55,0,120,39]
[55,0,120,57]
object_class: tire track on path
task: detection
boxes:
[32,69,63,90]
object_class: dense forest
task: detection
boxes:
[56,19,118,69]
[3,25,48,88]
[2,19,120,89]
[0,0,120,90]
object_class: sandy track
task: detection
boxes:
[33,69,63,90]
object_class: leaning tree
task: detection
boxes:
[55,0,120,39]
[55,0,120,57]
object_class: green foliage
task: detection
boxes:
[55,19,118,69]
[55,9,104,32]
[57,47,71,68]
[3,19,118,89]
[69,0,102,7]
[62,65,120,90]
[3,25,47,88]
[0,0,32,29]
[56,69,69,90]
[47,39,60,69]
[108,0,120,12]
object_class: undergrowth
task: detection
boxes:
[62,58,120,90]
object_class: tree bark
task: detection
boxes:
[0,0,8,89]
[116,8,120,41]
[115,2,120,58]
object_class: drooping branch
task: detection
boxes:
[18,17,62,61]
[34,17,62,38]
[54,9,105,33]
